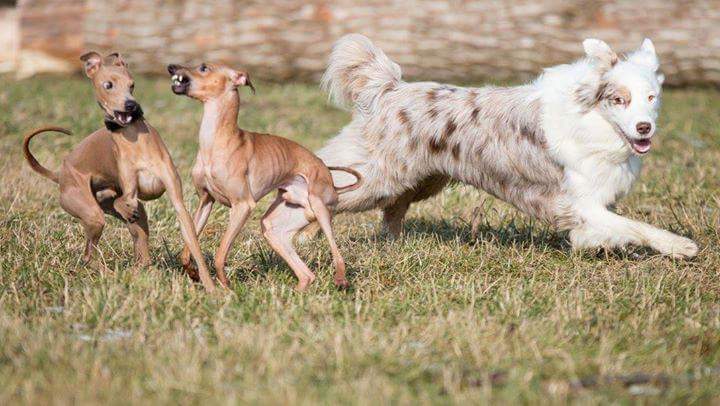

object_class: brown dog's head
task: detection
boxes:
[167,62,255,102]
[80,51,142,128]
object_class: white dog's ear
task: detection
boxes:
[628,38,660,71]
[640,38,656,54]
[583,38,618,69]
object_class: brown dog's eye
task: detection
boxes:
[199,64,209,73]
[129,83,135,93]
[103,82,113,90]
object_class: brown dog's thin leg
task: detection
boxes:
[180,191,215,276]
[158,167,216,292]
[113,164,141,223]
[213,201,253,288]
[102,199,151,267]
[126,202,150,266]
[261,198,315,291]
[308,195,348,287]
[81,218,105,263]
[59,183,106,264]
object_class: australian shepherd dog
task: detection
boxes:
[313,34,697,258]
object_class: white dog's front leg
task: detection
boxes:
[569,207,698,258]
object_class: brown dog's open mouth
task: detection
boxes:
[114,111,134,125]
[171,74,190,94]
[106,105,143,129]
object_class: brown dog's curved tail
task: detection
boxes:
[23,126,71,184]
[328,166,362,194]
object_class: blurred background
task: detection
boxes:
[1,0,719,84]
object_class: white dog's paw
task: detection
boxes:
[654,234,698,258]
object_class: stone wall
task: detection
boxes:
[16,0,84,77]
[14,0,720,85]
[0,6,18,73]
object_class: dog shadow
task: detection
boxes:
[157,237,333,287]
[155,217,666,288]
[375,217,664,262]
[396,217,569,251]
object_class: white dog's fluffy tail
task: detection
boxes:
[321,34,401,113]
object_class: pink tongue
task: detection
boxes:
[634,139,651,153]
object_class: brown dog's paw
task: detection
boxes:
[183,264,200,282]
[114,198,140,223]
[334,278,350,289]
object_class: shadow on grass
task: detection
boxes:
[156,236,312,287]
[372,216,668,262]
[395,217,570,252]
[154,216,671,287]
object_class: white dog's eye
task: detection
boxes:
[613,97,625,105]
[648,94,655,103]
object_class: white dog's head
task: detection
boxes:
[578,38,664,155]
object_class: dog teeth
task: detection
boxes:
[171,74,183,87]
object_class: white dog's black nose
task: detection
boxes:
[636,122,652,135]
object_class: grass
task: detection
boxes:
[0,73,719,404]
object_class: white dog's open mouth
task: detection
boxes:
[630,138,652,154]
[615,124,653,155]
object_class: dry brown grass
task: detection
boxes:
[0,74,719,404]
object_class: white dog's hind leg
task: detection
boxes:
[569,207,698,258]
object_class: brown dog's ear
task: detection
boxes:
[80,51,103,77]
[105,52,127,67]
[232,70,256,94]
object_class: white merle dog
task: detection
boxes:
[312,34,697,258]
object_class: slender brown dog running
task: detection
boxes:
[167,62,361,290]
[23,52,216,292]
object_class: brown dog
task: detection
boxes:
[168,62,361,290]
[23,52,216,292]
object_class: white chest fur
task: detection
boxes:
[542,101,642,208]
[195,101,234,205]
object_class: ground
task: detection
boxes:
[0,74,718,404]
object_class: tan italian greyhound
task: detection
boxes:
[23,52,216,292]
[167,62,361,290]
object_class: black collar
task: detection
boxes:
[104,119,123,132]
[103,106,145,132]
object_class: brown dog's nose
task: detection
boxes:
[636,122,652,135]
[167,64,179,75]
[125,99,139,113]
